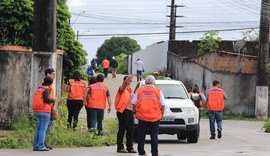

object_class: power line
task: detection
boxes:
[77,27,259,37]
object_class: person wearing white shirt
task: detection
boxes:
[134,58,145,82]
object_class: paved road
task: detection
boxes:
[1,119,269,156]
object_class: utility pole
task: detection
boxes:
[169,0,176,40]
[168,0,184,41]
[256,0,270,119]
[77,30,79,40]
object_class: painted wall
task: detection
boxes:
[131,41,168,74]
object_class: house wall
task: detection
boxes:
[168,52,257,116]
[131,41,168,74]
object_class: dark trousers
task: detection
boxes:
[85,106,91,129]
[103,68,108,78]
[89,108,104,132]
[137,120,159,156]
[67,100,83,129]
[117,109,134,150]
[137,70,143,82]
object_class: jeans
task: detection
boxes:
[89,108,104,132]
[33,112,51,150]
[103,68,108,78]
[67,100,83,129]
[208,111,223,136]
[137,120,159,156]
[117,109,134,150]
[137,70,143,82]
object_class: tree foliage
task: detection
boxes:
[0,0,33,46]
[0,0,87,80]
[198,31,222,55]
[96,36,141,64]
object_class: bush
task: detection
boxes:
[264,118,270,132]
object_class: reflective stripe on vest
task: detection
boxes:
[88,82,108,109]
[135,86,162,122]
[32,86,53,113]
[207,87,225,111]
[115,86,133,113]
[67,79,86,100]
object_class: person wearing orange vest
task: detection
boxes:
[66,71,86,130]
[84,76,97,130]
[32,76,55,151]
[115,75,136,153]
[189,84,206,119]
[132,75,165,156]
[86,74,112,135]
[206,80,227,139]
[43,68,56,150]
[102,57,110,78]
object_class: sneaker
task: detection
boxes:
[117,149,128,153]
[45,143,53,150]
[97,131,103,136]
[37,148,49,151]
[210,135,215,139]
[217,129,222,139]
[127,149,137,153]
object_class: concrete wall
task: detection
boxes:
[168,52,257,116]
[0,48,32,129]
[0,46,63,129]
[131,41,168,74]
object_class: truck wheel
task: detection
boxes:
[187,124,199,143]
[177,132,187,140]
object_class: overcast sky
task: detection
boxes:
[67,0,260,63]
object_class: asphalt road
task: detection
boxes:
[1,119,269,156]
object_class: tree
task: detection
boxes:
[198,31,222,55]
[0,0,33,46]
[96,36,141,64]
[0,0,87,80]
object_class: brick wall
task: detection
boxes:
[190,51,257,74]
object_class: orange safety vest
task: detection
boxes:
[115,86,133,113]
[83,86,90,106]
[87,82,108,109]
[207,86,225,111]
[135,86,162,122]
[102,59,110,68]
[32,86,53,113]
[67,79,86,100]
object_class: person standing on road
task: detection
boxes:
[115,75,136,153]
[32,76,56,151]
[134,58,145,82]
[189,84,206,119]
[206,80,227,139]
[102,57,110,78]
[91,58,97,71]
[66,71,86,130]
[132,75,165,156]
[86,74,112,135]
[110,56,118,78]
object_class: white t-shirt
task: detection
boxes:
[135,60,144,71]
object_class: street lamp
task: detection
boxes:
[71,11,86,26]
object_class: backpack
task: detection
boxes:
[87,67,94,76]
[190,93,201,109]
[111,59,118,68]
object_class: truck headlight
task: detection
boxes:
[181,107,197,114]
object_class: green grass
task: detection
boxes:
[201,110,257,121]
[0,103,118,149]
[263,118,270,133]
